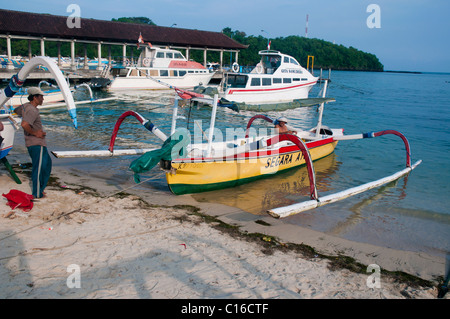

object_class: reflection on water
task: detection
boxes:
[328,178,406,236]
[192,153,340,215]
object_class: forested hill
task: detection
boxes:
[223,28,384,72]
[106,20,383,71]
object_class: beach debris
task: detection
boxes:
[4,211,15,219]
[13,211,30,218]
[179,243,187,249]
[262,236,272,242]
[40,226,53,231]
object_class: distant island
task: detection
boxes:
[384,70,422,74]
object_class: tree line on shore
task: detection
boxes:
[0,17,383,72]
[221,28,383,71]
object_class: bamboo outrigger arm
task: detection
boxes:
[268,130,422,218]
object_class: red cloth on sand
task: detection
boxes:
[2,189,34,211]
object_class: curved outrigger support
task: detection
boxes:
[108,110,168,153]
[245,114,274,138]
[266,133,318,200]
[1,57,78,182]
[268,129,422,218]
[0,56,77,128]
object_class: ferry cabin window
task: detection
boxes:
[290,58,299,65]
[273,78,282,84]
[227,74,248,88]
[283,78,292,83]
[269,57,281,68]
[251,78,261,86]
[156,52,164,58]
[293,78,300,81]
[262,78,271,86]
[284,57,289,63]
[166,52,173,59]
[179,70,187,76]
[160,70,169,77]
[174,53,184,59]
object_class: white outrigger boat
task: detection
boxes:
[0,56,115,182]
[108,45,214,91]
[0,56,78,160]
[5,81,65,107]
[52,80,422,218]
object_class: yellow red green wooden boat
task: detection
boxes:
[166,135,339,195]
[52,80,421,217]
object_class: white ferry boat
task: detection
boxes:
[108,45,214,91]
[220,50,318,104]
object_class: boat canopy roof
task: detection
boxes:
[258,50,282,56]
[137,45,187,67]
[258,50,301,67]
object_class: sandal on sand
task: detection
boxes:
[33,192,47,201]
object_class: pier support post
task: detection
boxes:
[97,42,102,70]
[108,45,112,67]
[203,49,207,67]
[28,40,32,61]
[57,42,62,67]
[83,44,89,70]
[6,36,14,70]
[122,44,127,66]
[40,37,45,56]
[71,40,76,71]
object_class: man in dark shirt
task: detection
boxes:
[14,87,52,199]
[274,117,297,135]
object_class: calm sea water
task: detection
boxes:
[7,70,450,258]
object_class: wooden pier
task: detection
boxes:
[0,67,106,84]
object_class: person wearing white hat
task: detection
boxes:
[14,87,52,199]
[274,117,297,135]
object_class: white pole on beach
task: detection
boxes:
[315,79,328,138]
[206,94,218,157]
[171,97,180,135]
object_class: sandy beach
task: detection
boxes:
[0,160,447,300]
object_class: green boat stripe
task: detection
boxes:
[169,152,332,195]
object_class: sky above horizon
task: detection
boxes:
[1,0,449,72]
